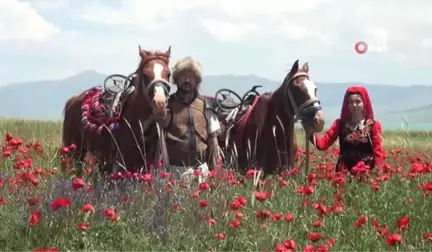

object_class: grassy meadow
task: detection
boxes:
[0,118,432,251]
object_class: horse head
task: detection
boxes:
[133,45,172,117]
[283,60,324,133]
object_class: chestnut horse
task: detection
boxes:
[61,46,172,176]
[221,60,325,175]
[117,47,172,173]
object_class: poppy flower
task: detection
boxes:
[51,197,71,211]
[29,210,41,226]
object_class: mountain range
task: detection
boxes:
[0,70,431,128]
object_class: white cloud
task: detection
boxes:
[0,0,432,86]
[201,19,256,43]
[0,65,7,75]
[394,53,406,62]
[80,0,208,31]
[422,38,432,48]
[79,0,336,41]
[218,0,336,19]
[0,0,59,41]
[30,0,70,12]
[366,28,389,44]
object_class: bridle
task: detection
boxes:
[139,55,171,102]
[284,71,322,122]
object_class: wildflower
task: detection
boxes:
[72,177,86,191]
[199,200,208,208]
[82,203,95,214]
[77,223,90,231]
[230,196,247,211]
[160,171,170,179]
[235,212,244,220]
[313,220,324,228]
[229,220,241,228]
[302,245,314,252]
[198,181,210,191]
[296,186,314,196]
[254,191,269,202]
[284,213,294,222]
[386,233,402,246]
[282,239,296,251]
[206,218,216,226]
[51,197,71,211]
[396,215,410,230]
[315,245,329,252]
[307,232,323,242]
[29,210,41,226]
[423,233,432,240]
[33,248,58,252]
[354,215,368,228]
[272,212,283,222]
[0,197,6,206]
[103,208,119,222]
[216,232,226,240]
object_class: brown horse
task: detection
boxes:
[61,46,172,176]
[220,60,325,175]
[117,47,172,173]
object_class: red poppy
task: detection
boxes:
[72,178,86,191]
[29,210,41,226]
[396,215,410,230]
[51,197,71,211]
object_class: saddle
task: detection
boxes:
[211,90,260,147]
[216,93,258,126]
[81,74,135,134]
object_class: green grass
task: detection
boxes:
[0,118,432,251]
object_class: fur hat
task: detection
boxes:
[171,57,202,85]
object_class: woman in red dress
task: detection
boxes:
[310,86,384,173]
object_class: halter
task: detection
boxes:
[284,71,321,122]
[139,55,171,100]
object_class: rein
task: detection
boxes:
[137,56,171,244]
[126,56,172,172]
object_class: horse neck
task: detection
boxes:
[270,82,294,125]
[127,75,153,121]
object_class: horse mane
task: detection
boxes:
[134,51,170,74]
[62,94,79,116]
[245,71,297,135]
[132,51,171,89]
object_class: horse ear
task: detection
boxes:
[302,62,309,73]
[165,46,171,57]
[290,60,299,75]
[138,45,146,58]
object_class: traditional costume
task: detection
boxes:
[310,86,384,172]
[165,57,221,180]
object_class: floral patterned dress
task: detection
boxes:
[311,118,384,172]
[337,119,376,171]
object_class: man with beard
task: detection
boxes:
[164,56,221,180]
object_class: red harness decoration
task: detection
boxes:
[235,95,261,149]
[81,87,121,135]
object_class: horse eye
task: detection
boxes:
[142,75,150,83]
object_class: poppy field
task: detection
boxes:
[1,119,432,251]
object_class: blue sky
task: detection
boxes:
[0,0,431,86]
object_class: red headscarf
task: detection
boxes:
[340,86,374,120]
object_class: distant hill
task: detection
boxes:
[0,70,431,127]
